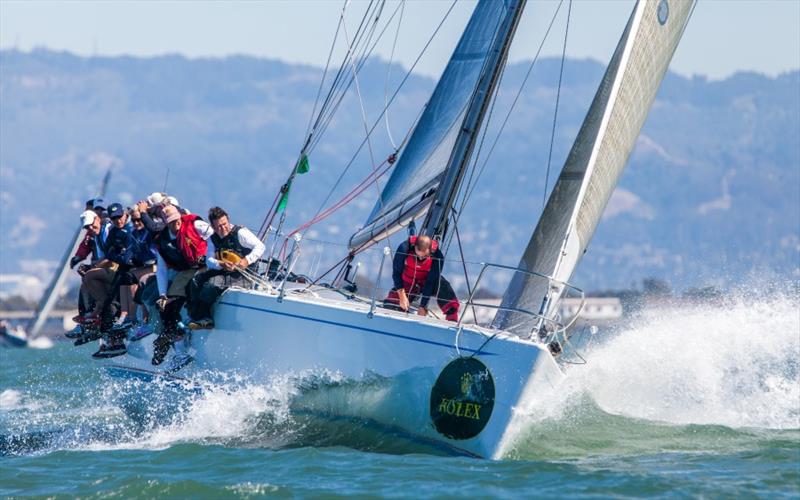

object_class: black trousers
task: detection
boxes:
[384,276,460,317]
[186,269,249,321]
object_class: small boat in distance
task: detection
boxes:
[107,0,696,458]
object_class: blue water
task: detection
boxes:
[2,297,799,497]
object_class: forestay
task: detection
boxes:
[494,0,695,335]
[348,0,517,250]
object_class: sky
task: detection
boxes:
[1,0,799,80]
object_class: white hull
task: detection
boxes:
[108,285,564,458]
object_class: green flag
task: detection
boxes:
[296,154,310,174]
[276,181,292,212]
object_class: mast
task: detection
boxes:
[421,0,526,240]
[494,0,696,335]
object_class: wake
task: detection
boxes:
[578,292,799,429]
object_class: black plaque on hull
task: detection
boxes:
[430,357,495,440]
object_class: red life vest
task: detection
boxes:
[401,236,439,294]
[176,214,208,267]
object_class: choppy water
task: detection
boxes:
[2,293,799,497]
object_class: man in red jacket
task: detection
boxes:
[384,235,460,322]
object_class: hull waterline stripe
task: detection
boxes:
[218,300,498,356]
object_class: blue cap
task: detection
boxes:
[91,198,106,211]
[107,203,125,219]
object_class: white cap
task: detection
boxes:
[80,210,97,227]
[147,192,166,206]
[166,196,179,207]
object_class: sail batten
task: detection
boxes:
[494,0,695,334]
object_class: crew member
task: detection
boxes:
[127,208,156,326]
[87,202,136,358]
[151,205,213,365]
[186,207,265,330]
[69,209,102,325]
[384,235,460,322]
[75,209,112,327]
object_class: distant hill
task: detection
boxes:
[0,49,797,295]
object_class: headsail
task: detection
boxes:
[349,0,524,249]
[27,168,112,338]
[494,0,695,335]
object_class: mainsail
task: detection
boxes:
[494,0,695,334]
[27,168,112,338]
[349,0,524,249]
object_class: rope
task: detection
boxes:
[289,155,394,237]
[543,0,572,209]
[256,0,362,240]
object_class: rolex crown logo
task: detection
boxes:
[460,373,472,396]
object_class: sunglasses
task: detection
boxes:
[132,218,143,222]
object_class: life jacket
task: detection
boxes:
[155,214,207,270]
[211,225,256,270]
[401,236,439,294]
[131,227,156,265]
[176,214,208,267]
[105,226,134,265]
[211,225,252,258]
[156,229,190,271]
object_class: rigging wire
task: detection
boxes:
[307,0,403,153]
[340,10,392,248]
[383,0,405,150]
[257,0,351,240]
[313,1,378,132]
[291,158,394,237]
[258,0,389,240]
[304,0,458,232]
[542,0,572,209]
[448,0,566,237]
[452,217,479,325]
[264,0,460,283]
[303,0,347,143]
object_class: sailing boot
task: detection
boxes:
[93,324,128,358]
[73,322,103,346]
[152,299,183,365]
[441,300,460,322]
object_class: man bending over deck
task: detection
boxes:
[384,235,460,322]
[186,206,265,330]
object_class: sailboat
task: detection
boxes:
[5,169,113,349]
[106,0,695,459]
